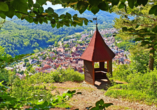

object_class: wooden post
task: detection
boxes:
[107,60,112,76]
[99,62,104,70]
[92,62,95,85]
[84,60,95,85]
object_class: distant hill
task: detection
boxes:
[10,8,119,35]
[55,8,119,21]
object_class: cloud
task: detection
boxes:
[33,0,63,10]
[43,2,63,10]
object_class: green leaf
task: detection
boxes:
[149,5,157,15]
[137,0,148,6]
[128,0,135,9]
[67,90,76,94]
[37,0,46,5]
[0,2,9,12]
[134,37,143,41]
[28,0,33,8]
[135,25,139,28]
[51,24,55,28]
[38,17,44,24]
[150,49,154,53]
[96,101,100,107]
[122,27,127,31]
[98,1,108,11]
[72,22,77,27]
[84,19,88,25]
[154,45,157,49]
[66,12,71,19]
[89,0,101,5]
[95,99,104,108]
[52,13,58,19]
[45,7,54,14]
[103,103,113,107]
[112,0,120,6]
[33,18,38,24]
[0,12,6,19]
[73,14,78,21]
[33,8,38,13]
[57,23,60,28]
[99,99,104,105]
[28,0,33,4]
[38,7,43,13]
[29,12,36,17]
[76,92,82,94]
[60,14,65,19]
[77,1,88,14]
[91,107,99,110]
[127,28,135,32]
[15,13,22,18]
[91,6,99,14]
[51,19,56,24]
[33,3,40,8]
[152,26,157,33]
[5,7,15,18]
[141,41,150,45]
[12,0,28,13]
[25,16,33,23]
[118,2,125,9]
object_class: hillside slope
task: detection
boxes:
[0,22,61,56]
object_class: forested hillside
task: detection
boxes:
[1,8,118,56]
[0,21,62,56]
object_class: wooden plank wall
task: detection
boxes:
[84,60,94,85]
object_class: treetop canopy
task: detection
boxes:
[0,0,156,28]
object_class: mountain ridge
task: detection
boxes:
[10,8,118,35]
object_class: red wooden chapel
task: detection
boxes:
[80,26,115,85]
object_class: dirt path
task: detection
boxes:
[50,81,157,110]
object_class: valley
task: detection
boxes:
[1,2,157,109]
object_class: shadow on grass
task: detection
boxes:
[94,79,126,90]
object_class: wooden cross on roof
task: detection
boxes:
[93,17,98,29]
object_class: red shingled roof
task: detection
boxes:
[80,28,115,62]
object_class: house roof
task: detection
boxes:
[43,64,51,68]
[80,27,115,62]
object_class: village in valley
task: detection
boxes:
[6,28,130,79]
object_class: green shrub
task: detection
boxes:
[50,85,56,90]
[127,69,157,97]
[106,68,157,105]
[0,69,15,85]
[51,70,61,82]
[29,72,55,84]
[113,64,135,82]
[28,68,84,83]
[50,68,84,82]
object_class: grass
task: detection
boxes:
[54,103,72,108]
[108,65,157,106]
[53,83,95,93]
[106,105,131,110]
[57,86,94,90]
[105,84,157,106]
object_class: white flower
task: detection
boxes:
[38,99,43,102]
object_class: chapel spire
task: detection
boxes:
[93,17,98,30]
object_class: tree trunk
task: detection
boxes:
[149,47,154,71]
